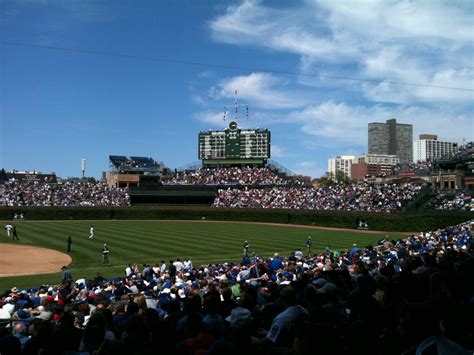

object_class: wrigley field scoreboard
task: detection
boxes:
[199,121,271,165]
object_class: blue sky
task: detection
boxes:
[1,0,473,178]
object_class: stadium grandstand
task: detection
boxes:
[106,155,171,188]
[0,178,130,207]
[212,182,424,212]
[0,135,473,353]
[0,220,472,354]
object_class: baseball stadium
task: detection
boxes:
[1,118,473,354]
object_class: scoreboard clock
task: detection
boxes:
[198,121,271,165]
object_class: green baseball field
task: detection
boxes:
[0,220,405,290]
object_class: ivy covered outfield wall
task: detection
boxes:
[0,207,472,232]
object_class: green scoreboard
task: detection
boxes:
[199,121,271,165]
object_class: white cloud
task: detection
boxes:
[321,0,474,44]
[291,101,472,146]
[195,111,228,127]
[209,0,356,61]
[212,72,308,109]
[361,48,474,104]
[209,1,474,104]
[191,94,206,105]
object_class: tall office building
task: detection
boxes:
[413,135,457,162]
[368,118,413,164]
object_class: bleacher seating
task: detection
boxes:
[109,156,162,171]
[0,221,472,354]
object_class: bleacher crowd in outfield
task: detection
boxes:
[3,166,474,212]
[162,166,287,186]
[213,183,423,212]
[0,180,130,207]
[0,221,472,354]
[432,191,473,211]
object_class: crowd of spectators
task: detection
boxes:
[213,183,424,212]
[402,160,433,174]
[0,221,472,354]
[433,192,473,211]
[162,166,287,186]
[0,180,130,207]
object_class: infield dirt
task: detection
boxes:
[0,244,71,277]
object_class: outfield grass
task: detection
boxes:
[0,220,398,290]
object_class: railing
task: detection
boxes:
[175,161,203,172]
[267,159,297,177]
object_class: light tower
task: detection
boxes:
[81,159,86,179]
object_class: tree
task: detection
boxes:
[318,173,334,187]
[335,170,351,184]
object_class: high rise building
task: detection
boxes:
[414,135,457,162]
[327,155,356,178]
[368,118,413,164]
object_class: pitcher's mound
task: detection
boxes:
[0,244,72,277]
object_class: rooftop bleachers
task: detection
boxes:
[109,155,129,169]
[109,155,165,172]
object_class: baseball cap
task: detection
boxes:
[225,307,253,328]
[36,311,53,321]
[316,283,337,295]
[312,278,327,288]
[17,309,29,319]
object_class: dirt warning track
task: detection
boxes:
[0,244,71,277]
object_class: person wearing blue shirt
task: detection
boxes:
[270,253,283,271]
[349,244,361,260]
[61,266,73,284]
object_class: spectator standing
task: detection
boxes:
[12,226,19,240]
[160,260,166,273]
[174,259,184,273]
[89,225,94,239]
[243,241,250,257]
[102,243,110,265]
[67,236,72,253]
[183,257,193,272]
[169,259,177,282]
[269,253,283,271]
[61,266,73,283]
[306,237,312,255]
[295,249,303,260]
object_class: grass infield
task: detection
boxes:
[0,220,403,290]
